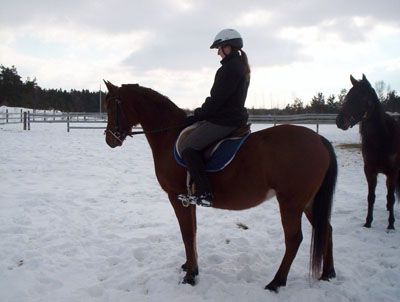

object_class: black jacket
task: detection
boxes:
[193,51,249,126]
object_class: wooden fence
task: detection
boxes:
[0,109,24,125]
[1,110,339,133]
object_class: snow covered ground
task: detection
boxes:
[0,121,399,302]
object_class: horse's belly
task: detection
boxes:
[214,189,276,210]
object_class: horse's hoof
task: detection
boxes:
[181,264,198,286]
[387,225,395,230]
[265,280,286,293]
[182,275,196,286]
[265,284,279,293]
[363,222,371,228]
[320,269,336,281]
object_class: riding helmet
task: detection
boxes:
[210,28,243,49]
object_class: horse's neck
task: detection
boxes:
[360,103,388,144]
[134,97,185,156]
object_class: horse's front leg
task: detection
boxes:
[364,167,377,228]
[168,193,199,285]
[386,173,397,230]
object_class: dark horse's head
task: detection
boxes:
[103,80,140,148]
[336,74,379,130]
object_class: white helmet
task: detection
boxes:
[210,28,243,49]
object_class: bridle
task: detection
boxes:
[104,96,134,144]
[105,96,187,144]
[342,94,375,128]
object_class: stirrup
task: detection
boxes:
[177,193,213,207]
[177,194,197,207]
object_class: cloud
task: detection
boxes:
[1,0,399,107]
[2,1,399,62]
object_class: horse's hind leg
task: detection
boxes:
[386,173,396,230]
[364,168,377,228]
[304,208,335,280]
[265,203,303,292]
[168,193,199,285]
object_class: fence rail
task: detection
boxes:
[3,109,399,133]
[1,110,341,132]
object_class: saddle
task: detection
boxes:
[174,123,251,172]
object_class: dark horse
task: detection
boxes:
[336,74,399,230]
[103,81,337,292]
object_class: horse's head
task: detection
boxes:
[336,74,378,130]
[103,80,140,148]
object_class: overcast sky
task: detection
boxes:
[1,0,399,109]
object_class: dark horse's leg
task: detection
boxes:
[386,172,397,230]
[265,202,303,292]
[168,193,199,285]
[364,167,377,228]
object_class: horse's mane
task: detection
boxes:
[121,84,185,115]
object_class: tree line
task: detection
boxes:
[0,65,101,112]
[1,64,399,114]
[249,85,400,115]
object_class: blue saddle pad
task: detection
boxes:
[174,133,250,172]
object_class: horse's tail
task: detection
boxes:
[310,136,337,278]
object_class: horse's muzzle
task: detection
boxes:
[336,114,350,130]
[105,130,124,148]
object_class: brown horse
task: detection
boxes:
[336,74,399,230]
[103,81,337,292]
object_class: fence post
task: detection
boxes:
[6,109,8,123]
[23,112,27,130]
[316,115,319,133]
[67,113,70,132]
[28,111,31,130]
[20,109,23,122]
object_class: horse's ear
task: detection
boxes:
[350,75,358,86]
[103,80,118,94]
[362,74,368,82]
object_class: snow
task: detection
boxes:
[0,121,399,302]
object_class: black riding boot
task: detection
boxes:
[181,148,213,206]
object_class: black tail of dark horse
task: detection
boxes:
[310,136,337,278]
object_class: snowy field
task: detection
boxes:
[0,120,399,302]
